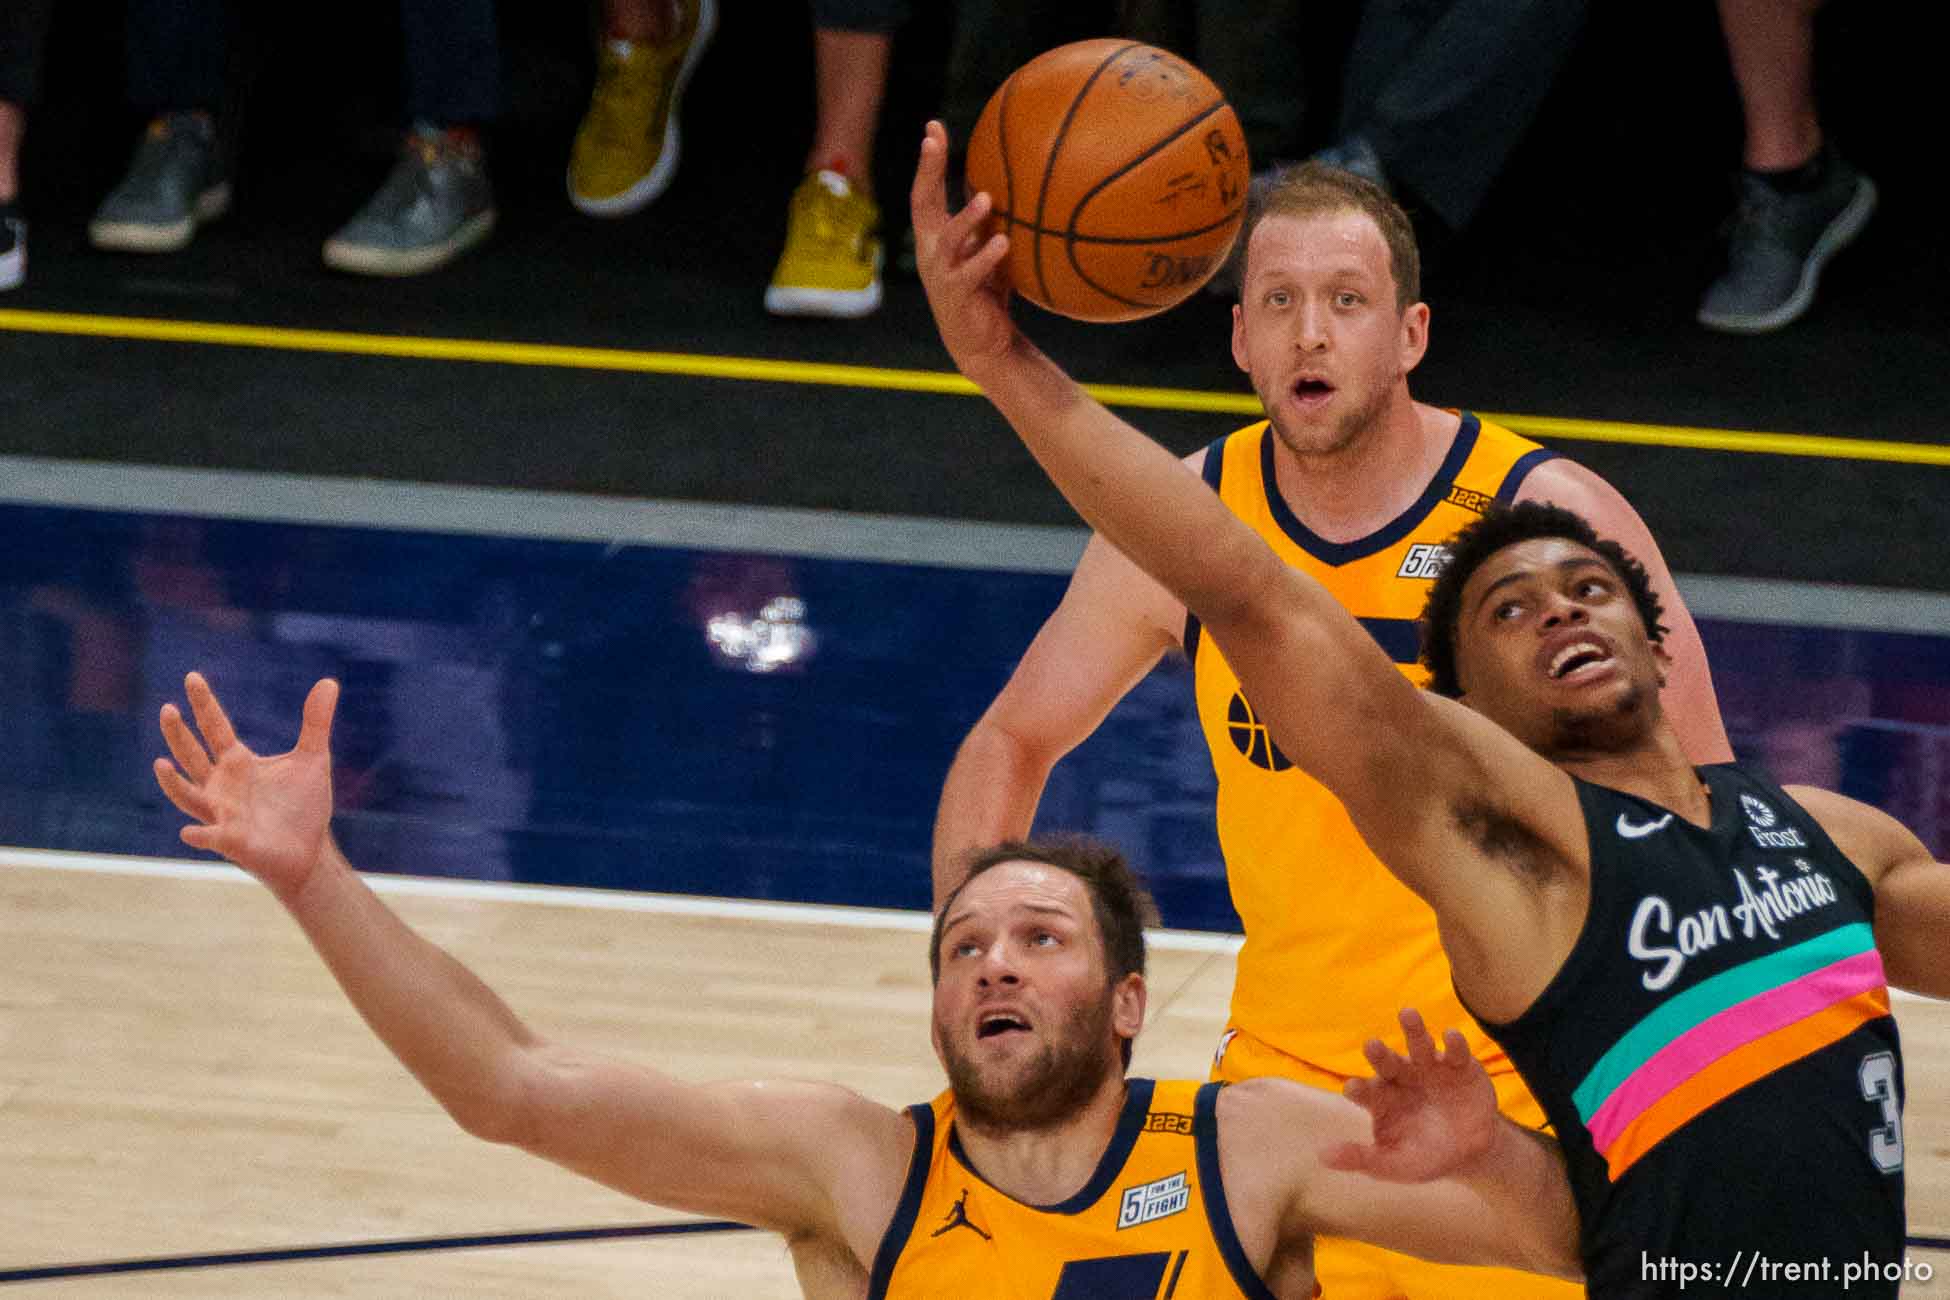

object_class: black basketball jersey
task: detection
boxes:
[1476,764,1905,1298]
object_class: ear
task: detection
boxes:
[1652,639,1675,688]
[1231,302,1250,374]
[1398,300,1430,374]
[1112,973,1147,1044]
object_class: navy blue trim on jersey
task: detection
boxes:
[1184,436,1232,662]
[1194,1082,1280,1300]
[1357,616,1421,665]
[948,1078,1156,1214]
[1494,446,1561,507]
[1261,412,1483,565]
[865,1102,938,1300]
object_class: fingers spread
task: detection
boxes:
[159,702,212,784]
[909,120,951,240]
[184,672,239,757]
[153,757,213,822]
[298,678,341,754]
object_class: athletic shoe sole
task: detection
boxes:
[88,183,232,254]
[762,278,884,319]
[322,209,497,277]
[567,0,719,218]
[1697,176,1878,334]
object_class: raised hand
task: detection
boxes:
[909,119,1019,380]
[1321,1008,1500,1183]
[153,672,340,902]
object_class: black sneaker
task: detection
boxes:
[0,205,22,291]
[1697,153,1876,334]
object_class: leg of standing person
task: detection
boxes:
[0,0,55,289]
[1696,0,1875,333]
[568,0,717,217]
[1327,0,1589,232]
[89,0,231,254]
[321,0,502,276]
[762,1,903,319]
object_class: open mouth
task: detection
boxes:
[977,1013,1032,1040]
[1548,640,1612,681]
[1291,377,1335,403]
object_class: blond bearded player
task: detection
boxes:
[930,147,1731,1298]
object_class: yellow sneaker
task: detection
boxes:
[763,168,884,319]
[567,0,717,216]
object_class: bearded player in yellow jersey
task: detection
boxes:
[155,671,1581,1298]
[932,156,1732,1299]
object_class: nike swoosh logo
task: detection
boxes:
[1617,812,1675,839]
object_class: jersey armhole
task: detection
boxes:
[1184,437,1231,661]
[864,1102,936,1300]
[1194,1082,1281,1300]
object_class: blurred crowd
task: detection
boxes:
[0,0,1875,335]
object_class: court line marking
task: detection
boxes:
[4,308,1948,465]
[0,1222,755,1286]
[0,846,1245,955]
[4,454,1948,632]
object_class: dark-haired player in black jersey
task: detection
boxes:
[915,122,1950,1296]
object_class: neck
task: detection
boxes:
[1556,722,1712,823]
[954,1074,1130,1206]
[1269,397,1457,544]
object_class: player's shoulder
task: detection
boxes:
[1783,783,1930,882]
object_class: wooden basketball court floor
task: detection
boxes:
[2,461,1949,1295]
[2,852,1949,1297]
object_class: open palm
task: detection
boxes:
[1323,1009,1500,1184]
[154,672,339,901]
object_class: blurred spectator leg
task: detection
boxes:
[1329,0,1590,232]
[764,6,902,320]
[89,0,230,254]
[569,0,717,217]
[321,0,502,276]
[1696,0,1875,334]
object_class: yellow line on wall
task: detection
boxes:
[4,308,1946,466]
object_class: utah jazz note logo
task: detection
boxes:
[1226,691,1292,771]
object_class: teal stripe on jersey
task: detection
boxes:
[1572,922,1875,1120]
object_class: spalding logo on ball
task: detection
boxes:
[966,39,1251,323]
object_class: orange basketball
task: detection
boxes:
[964,39,1251,323]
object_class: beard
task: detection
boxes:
[939,995,1121,1136]
[1544,678,1657,755]
[1261,368,1395,461]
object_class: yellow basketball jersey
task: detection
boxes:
[1189,413,1556,1078]
[869,1078,1293,1299]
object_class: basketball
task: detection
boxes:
[963,39,1251,323]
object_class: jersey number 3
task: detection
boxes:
[1859,1051,1904,1173]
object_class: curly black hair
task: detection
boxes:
[1419,501,1667,698]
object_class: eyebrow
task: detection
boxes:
[1472,555,1609,614]
[941,900,1078,937]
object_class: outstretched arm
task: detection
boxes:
[932,530,1188,905]
[1222,1011,1581,1280]
[153,673,908,1240]
[911,122,1581,981]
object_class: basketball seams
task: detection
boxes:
[994,68,1019,251]
[1063,100,1244,314]
[1031,42,1144,311]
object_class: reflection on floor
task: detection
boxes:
[2,479,1946,933]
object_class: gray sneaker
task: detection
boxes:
[322,125,496,276]
[1697,155,1877,334]
[0,207,23,291]
[89,113,231,253]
